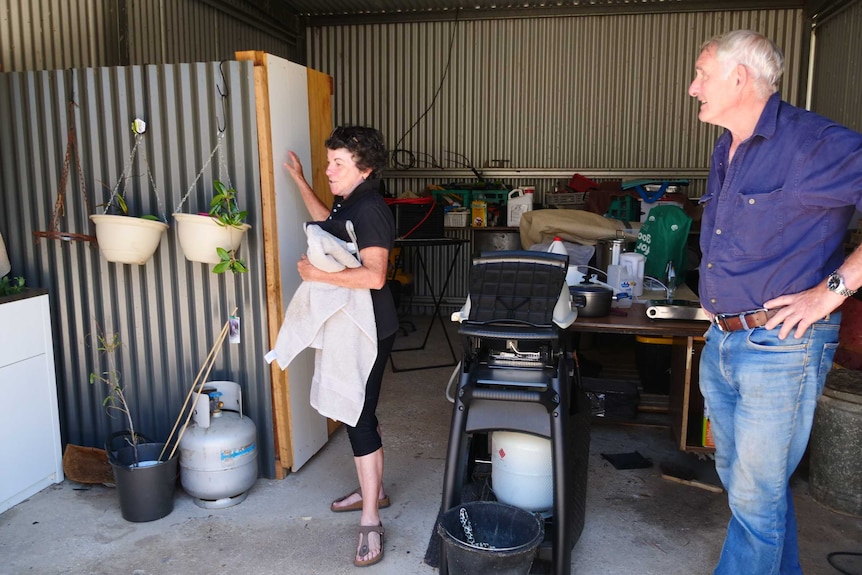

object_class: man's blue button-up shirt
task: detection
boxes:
[699,92,862,315]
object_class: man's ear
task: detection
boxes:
[734,63,749,88]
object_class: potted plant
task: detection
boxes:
[90,326,178,522]
[0,275,26,298]
[89,121,169,265]
[173,179,251,273]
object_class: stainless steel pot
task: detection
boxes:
[569,281,613,317]
[595,236,636,274]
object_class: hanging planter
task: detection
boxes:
[173,212,250,265]
[91,119,169,265]
[90,214,168,265]
[173,178,251,274]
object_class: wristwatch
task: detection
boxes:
[827,270,857,297]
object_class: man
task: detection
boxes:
[689,29,862,574]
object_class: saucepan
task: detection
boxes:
[569,279,614,317]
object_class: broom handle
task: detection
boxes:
[166,333,228,461]
[160,309,236,460]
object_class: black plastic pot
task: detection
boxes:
[570,281,613,317]
[106,431,178,523]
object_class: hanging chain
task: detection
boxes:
[104,133,143,214]
[141,148,166,222]
[217,131,232,191]
[103,127,167,222]
[173,63,231,214]
[174,132,225,214]
[459,508,492,549]
[47,101,90,233]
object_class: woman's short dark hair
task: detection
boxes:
[326,126,388,179]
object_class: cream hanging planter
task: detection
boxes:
[91,119,169,265]
[90,215,168,265]
[173,133,251,274]
[173,213,250,265]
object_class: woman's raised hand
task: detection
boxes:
[284,151,306,184]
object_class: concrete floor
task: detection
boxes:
[1,318,861,575]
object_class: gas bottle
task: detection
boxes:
[179,380,258,509]
[507,188,534,227]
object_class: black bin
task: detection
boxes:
[437,501,544,575]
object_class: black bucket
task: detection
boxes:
[437,501,544,575]
[106,432,178,523]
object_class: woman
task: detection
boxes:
[284,126,397,568]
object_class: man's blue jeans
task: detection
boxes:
[699,314,840,575]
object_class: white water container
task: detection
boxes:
[548,236,567,256]
[507,188,534,227]
[620,252,646,297]
[491,431,554,513]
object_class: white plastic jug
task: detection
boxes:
[507,188,534,227]
[620,252,646,297]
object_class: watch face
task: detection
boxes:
[828,274,840,290]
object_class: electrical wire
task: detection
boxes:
[391,8,461,163]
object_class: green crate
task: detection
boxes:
[606,195,639,222]
[472,190,508,206]
[431,189,471,208]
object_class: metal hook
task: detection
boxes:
[216,60,229,133]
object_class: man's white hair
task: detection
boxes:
[703,29,784,98]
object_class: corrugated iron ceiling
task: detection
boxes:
[279,0,804,20]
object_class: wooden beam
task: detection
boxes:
[236,49,294,478]
[306,68,334,208]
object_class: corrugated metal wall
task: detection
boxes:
[307,7,805,310]
[0,0,112,70]
[307,8,805,200]
[0,61,278,478]
[810,0,862,132]
[0,0,302,72]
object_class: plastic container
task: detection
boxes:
[809,369,862,517]
[548,237,567,256]
[619,252,646,297]
[437,501,544,575]
[471,200,488,227]
[106,432,178,522]
[491,431,553,513]
[507,189,534,227]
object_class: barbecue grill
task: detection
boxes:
[440,250,591,575]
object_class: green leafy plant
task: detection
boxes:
[209,180,248,227]
[214,247,248,274]
[97,182,160,221]
[0,275,25,297]
[209,180,249,274]
[89,327,141,460]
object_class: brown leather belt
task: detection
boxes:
[713,309,779,332]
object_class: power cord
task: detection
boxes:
[390,8,460,165]
[827,551,862,575]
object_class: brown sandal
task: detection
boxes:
[330,488,391,513]
[354,522,384,567]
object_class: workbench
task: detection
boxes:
[568,291,713,453]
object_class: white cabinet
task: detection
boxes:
[0,291,63,514]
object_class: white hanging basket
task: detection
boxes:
[172,213,251,264]
[89,215,168,265]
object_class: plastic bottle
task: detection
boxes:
[548,236,567,256]
[507,188,534,227]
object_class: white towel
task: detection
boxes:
[265,223,377,426]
